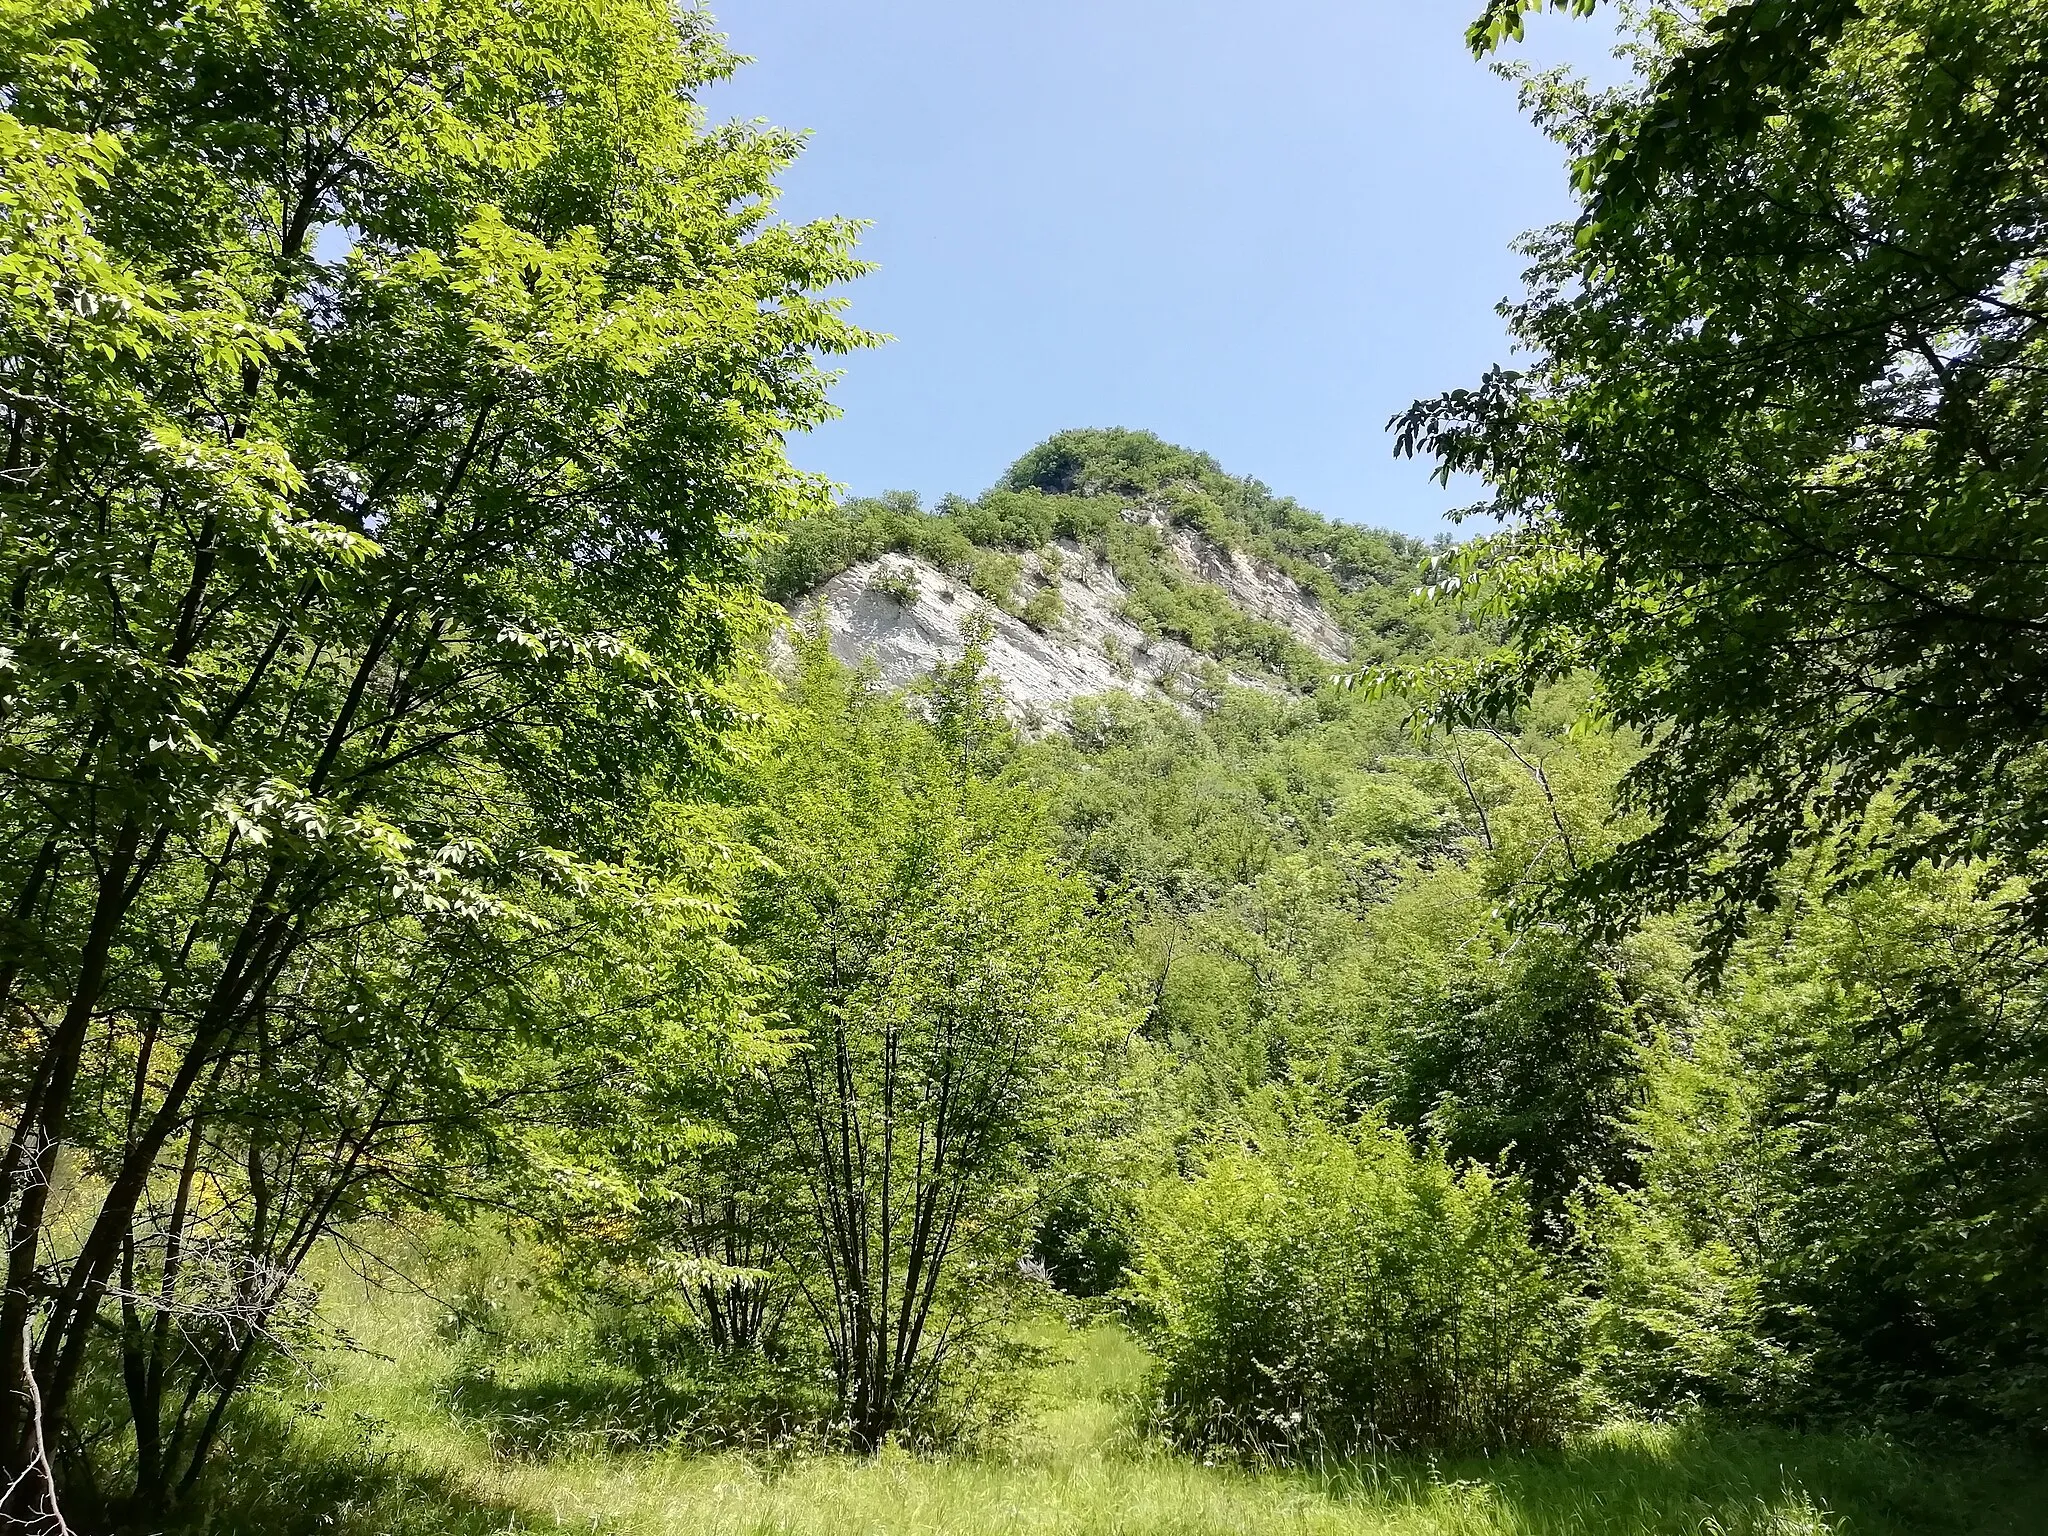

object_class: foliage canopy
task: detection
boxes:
[1397,0,2048,951]
[0,0,862,1515]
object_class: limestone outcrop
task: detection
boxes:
[779,520,1349,724]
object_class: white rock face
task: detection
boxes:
[780,523,1348,724]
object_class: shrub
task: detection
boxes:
[910,519,975,576]
[1581,869,2048,1431]
[968,549,1024,608]
[1129,1119,1583,1458]
[1020,585,1066,632]
[868,565,922,607]
[762,493,924,600]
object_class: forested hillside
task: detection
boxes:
[764,427,2048,1448]
[5,0,2048,1532]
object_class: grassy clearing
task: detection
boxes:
[197,1268,2047,1536]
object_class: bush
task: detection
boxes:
[968,549,1024,607]
[1129,1119,1583,1458]
[868,565,922,607]
[1020,585,1065,632]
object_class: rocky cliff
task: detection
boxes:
[783,514,1350,724]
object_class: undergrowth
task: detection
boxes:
[166,1248,2048,1536]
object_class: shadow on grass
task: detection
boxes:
[175,1347,2048,1536]
[438,1355,832,1458]
[1315,1421,2048,1536]
[176,1412,551,1536]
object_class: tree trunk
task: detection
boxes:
[0,819,143,1506]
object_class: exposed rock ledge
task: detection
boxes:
[779,527,1348,724]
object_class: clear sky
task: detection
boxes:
[704,1,1627,538]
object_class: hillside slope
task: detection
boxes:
[767,429,1459,720]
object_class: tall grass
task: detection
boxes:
[185,1261,2046,1536]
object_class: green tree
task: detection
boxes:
[1396,0,2048,949]
[545,1003,813,1362]
[0,0,863,1516]
[108,852,757,1510]
[740,643,1117,1451]
[1586,860,2048,1427]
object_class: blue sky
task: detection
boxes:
[705,1,1628,537]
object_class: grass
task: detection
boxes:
[190,1262,2048,1536]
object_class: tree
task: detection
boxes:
[1585,859,2048,1427]
[547,1027,814,1361]
[1394,0,2048,952]
[105,857,754,1512]
[740,643,1116,1451]
[0,0,864,1517]
[1389,0,2048,1434]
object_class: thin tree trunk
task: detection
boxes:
[0,818,143,1486]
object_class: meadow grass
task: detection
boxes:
[196,1265,2048,1536]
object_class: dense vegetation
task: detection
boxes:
[4,0,2048,1532]
[0,0,865,1520]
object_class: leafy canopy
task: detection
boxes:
[1396,0,2048,951]
[0,0,865,1511]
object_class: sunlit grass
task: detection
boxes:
[197,1266,2047,1536]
